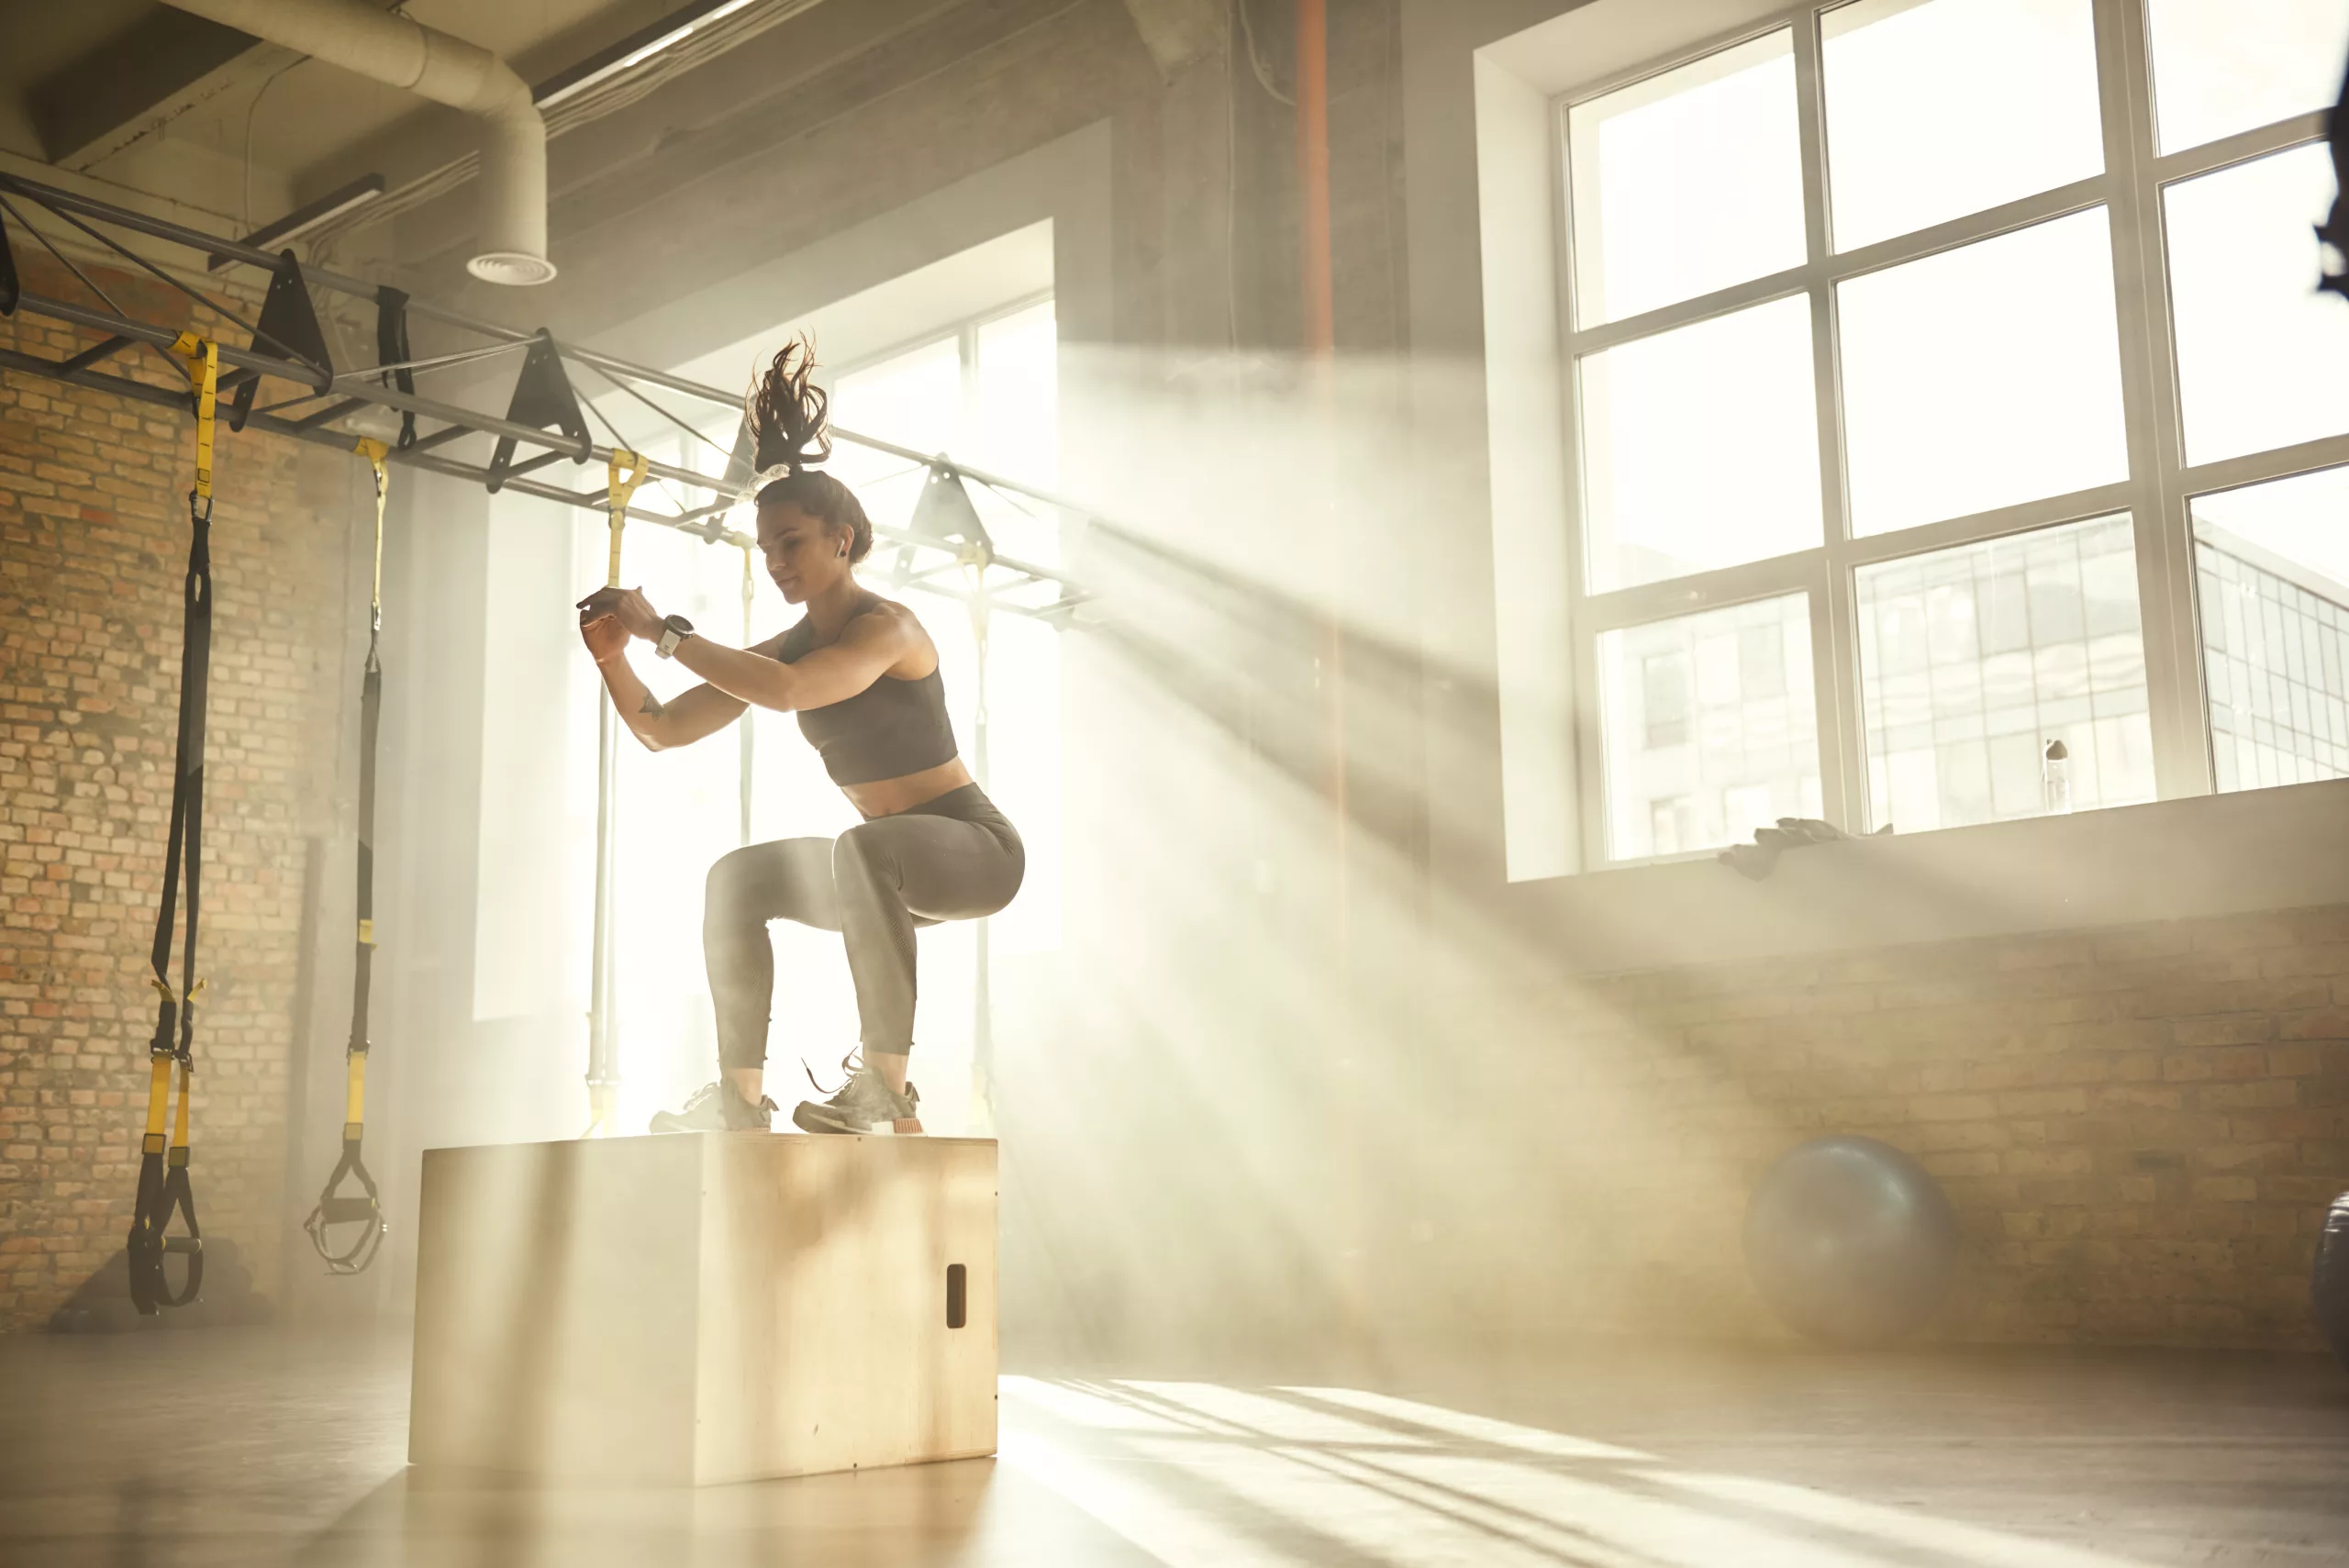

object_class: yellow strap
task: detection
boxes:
[171,334,218,504]
[344,1051,366,1126]
[141,1054,173,1144]
[606,450,648,588]
[169,1056,193,1152]
[355,438,389,624]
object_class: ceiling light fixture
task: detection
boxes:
[535,0,760,109]
[206,174,386,271]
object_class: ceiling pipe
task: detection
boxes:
[158,0,554,284]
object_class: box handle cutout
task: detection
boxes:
[946,1263,967,1329]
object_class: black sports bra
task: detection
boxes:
[774,616,959,786]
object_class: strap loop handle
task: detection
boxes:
[128,1055,203,1312]
[303,1110,386,1275]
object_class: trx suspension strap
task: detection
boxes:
[965,537,997,1132]
[584,450,648,1137]
[128,333,218,1315]
[303,440,391,1273]
[739,544,755,847]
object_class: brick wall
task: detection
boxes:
[1419,902,2349,1351]
[0,250,351,1331]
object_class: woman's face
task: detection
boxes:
[757,502,849,604]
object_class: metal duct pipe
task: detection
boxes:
[160,0,554,284]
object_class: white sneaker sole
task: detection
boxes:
[789,1103,924,1136]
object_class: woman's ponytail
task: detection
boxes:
[747,336,833,476]
[745,336,872,563]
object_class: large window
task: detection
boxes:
[477,295,1060,1136]
[1560,0,2349,863]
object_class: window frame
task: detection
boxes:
[1553,0,2347,868]
[828,288,1057,421]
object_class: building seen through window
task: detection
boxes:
[2191,464,2349,792]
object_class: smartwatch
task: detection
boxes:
[655,614,695,659]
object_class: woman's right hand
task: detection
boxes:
[580,610,631,665]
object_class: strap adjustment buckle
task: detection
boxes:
[148,974,206,1006]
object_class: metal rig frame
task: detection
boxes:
[0,166,1081,1140]
[0,169,1089,625]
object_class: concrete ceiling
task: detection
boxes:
[1117,0,1223,79]
[0,0,1181,288]
[0,1,730,228]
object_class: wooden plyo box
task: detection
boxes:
[408,1133,997,1485]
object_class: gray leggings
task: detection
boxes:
[704,784,1022,1069]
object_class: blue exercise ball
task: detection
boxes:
[1743,1136,1959,1347]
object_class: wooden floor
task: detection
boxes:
[1,1327,2344,1565]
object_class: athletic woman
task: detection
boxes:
[576,339,1022,1135]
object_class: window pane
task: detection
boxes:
[1855,517,2153,832]
[1579,295,1824,589]
[1568,29,1807,326]
[1822,0,2103,251]
[1599,595,1820,861]
[1839,209,2128,535]
[2147,0,2349,155]
[827,337,964,572]
[2191,466,2349,791]
[976,302,1056,482]
[2166,144,2349,468]
[975,300,1063,568]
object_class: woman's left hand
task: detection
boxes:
[577,585,664,641]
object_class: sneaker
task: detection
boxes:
[791,1058,922,1135]
[649,1079,777,1134]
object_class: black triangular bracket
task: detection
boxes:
[487,329,588,493]
[225,251,333,431]
[2320,216,2349,302]
[703,420,761,544]
[2323,69,2349,301]
[0,200,17,317]
[723,416,758,494]
[908,462,995,561]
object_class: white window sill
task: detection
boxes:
[1500,778,2349,973]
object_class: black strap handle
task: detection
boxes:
[129,1145,204,1311]
[304,1128,386,1274]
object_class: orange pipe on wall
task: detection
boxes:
[1294,0,1341,936]
[1296,0,1360,1348]
[1297,0,1335,357]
